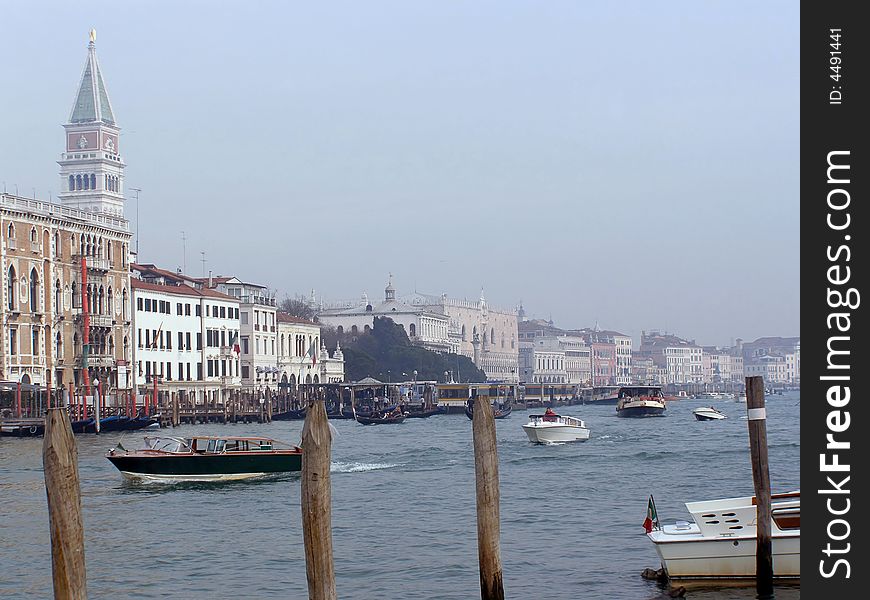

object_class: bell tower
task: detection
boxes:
[57,30,126,217]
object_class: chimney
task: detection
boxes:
[208,270,213,288]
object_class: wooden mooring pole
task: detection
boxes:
[301,398,337,600]
[746,376,773,599]
[472,399,505,600]
[43,408,87,599]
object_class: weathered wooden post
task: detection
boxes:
[172,392,180,427]
[301,397,336,600]
[746,376,773,598]
[43,408,87,599]
[472,398,504,600]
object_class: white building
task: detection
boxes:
[318,277,452,353]
[640,331,703,384]
[518,335,590,385]
[276,312,344,386]
[131,265,241,400]
[203,277,277,390]
[403,288,519,382]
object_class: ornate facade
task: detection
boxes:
[1,33,132,391]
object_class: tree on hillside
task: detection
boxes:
[279,296,317,321]
[341,316,486,383]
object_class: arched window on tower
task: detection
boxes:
[107,287,114,316]
[69,175,75,191]
[83,174,89,190]
[56,331,63,358]
[55,279,61,311]
[409,323,416,337]
[7,266,16,310]
[29,268,39,312]
[90,174,96,189]
[76,174,82,190]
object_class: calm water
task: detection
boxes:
[0,393,800,599]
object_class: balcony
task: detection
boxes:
[75,313,114,328]
[74,351,115,367]
[73,254,111,272]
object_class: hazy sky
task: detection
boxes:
[1,1,799,346]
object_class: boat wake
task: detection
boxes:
[331,461,397,473]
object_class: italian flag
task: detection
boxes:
[308,340,318,365]
[643,495,658,533]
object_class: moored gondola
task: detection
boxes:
[465,398,512,420]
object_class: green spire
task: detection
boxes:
[69,32,116,125]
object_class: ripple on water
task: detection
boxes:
[0,394,801,600]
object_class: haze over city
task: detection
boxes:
[0,1,799,346]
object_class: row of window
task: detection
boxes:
[140,358,239,382]
[135,297,241,321]
[67,173,120,193]
[6,225,128,269]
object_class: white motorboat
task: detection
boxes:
[522,411,590,444]
[692,406,727,421]
[615,385,667,417]
[646,491,800,581]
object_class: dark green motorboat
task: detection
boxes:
[106,435,302,482]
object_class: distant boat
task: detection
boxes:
[692,406,727,421]
[465,398,512,420]
[615,386,667,417]
[522,410,590,444]
[272,408,307,421]
[354,410,407,425]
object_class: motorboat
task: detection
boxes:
[646,491,800,581]
[106,435,302,482]
[522,410,590,444]
[615,385,667,417]
[692,406,727,421]
[695,392,730,401]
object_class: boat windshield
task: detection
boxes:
[143,437,190,453]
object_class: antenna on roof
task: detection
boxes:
[200,251,206,277]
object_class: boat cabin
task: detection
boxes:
[617,385,664,399]
[141,435,291,455]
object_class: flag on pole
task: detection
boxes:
[150,322,164,349]
[308,340,318,365]
[229,331,240,355]
[643,495,659,533]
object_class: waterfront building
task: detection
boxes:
[740,336,800,384]
[201,277,278,390]
[276,312,344,387]
[318,277,452,354]
[518,334,590,385]
[403,289,519,382]
[1,32,132,391]
[573,328,633,385]
[638,331,703,384]
[131,264,241,400]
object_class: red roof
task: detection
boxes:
[276,311,318,326]
[131,278,237,301]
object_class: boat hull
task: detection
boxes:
[693,410,726,421]
[107,452,302,481]
[649,532,800,580]
[616,406,666,417]
[522,424,590,444]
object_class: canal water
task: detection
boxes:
[0,393,800,599]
